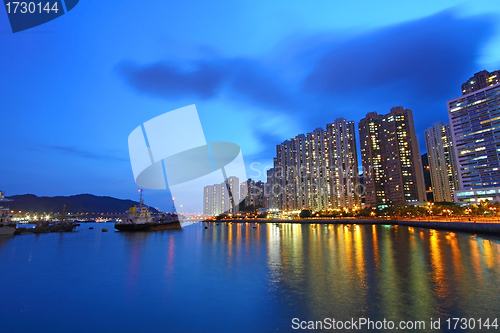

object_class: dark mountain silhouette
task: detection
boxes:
[4,194,159,214]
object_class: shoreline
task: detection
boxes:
[207,218,500,236]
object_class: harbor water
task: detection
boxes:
[0,222,499,332]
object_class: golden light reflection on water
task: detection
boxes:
[372,224,379,269]
[482,239,496,270]
[343,224,354,274]
[235,222,242,259]
[198,222,500,321]
[429,229,452,309]
[260,223,500,321]
[493,241,500,269]
[469,238,484,284]
[449,232,462,278]
[353,225,366,288]
[378,224,403,320]
[408,227,436,320]
[227,222,233,261]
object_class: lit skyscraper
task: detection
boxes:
[359,112,386,207]
[241,179,264,208]
[203,176,240,216]
[359,106,426,207]
[203,185,215,216]
[461,70,500,95]
[264,167,278,209]
[448,75,500,204]
[424,122,460,202]
[203,183,225,216]
[327,119,360,210]
[266,118,359,212]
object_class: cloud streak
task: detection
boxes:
[35,144,129,162]
[303,11,492,102]
[117,10,496,153]
[118,61,226,99]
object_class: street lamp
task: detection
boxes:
[489,207,497,222]
[427,202,434,220]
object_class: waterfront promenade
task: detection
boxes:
[215,217,500,235]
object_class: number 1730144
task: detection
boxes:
[5,2,59,14]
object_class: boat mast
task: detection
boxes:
[61,202,72,223]
[61,203,66,223]
[139,189,143,208]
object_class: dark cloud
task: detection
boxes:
[35,145,128,162]
[118,10,495,147]
[118,61,226,99]
[248,128,283,162]
[118,57,297,109]
[303,10,493,103]
[224,58,297,110]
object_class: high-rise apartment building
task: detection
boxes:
[241,179,264,208]
[359,112,386,207]
[327,120,360,210]
[203,176,240,216]
[203,185,216,216]
[359,106,426,207]
[203,183,226,216]
[461,70,500,95]
[424,122,460,202]
[448,74,500,204]
[264,168,279,209]
[421,153,434,202]
[266,118,359,212]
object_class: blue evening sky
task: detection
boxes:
[1,0,500,212]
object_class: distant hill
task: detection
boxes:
[4,194,159,214]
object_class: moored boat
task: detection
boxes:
[15,201,79,234]
[0,191,16,236]
[114,190,182,232]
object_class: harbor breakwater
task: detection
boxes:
[217,219,500,236]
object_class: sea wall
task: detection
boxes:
[217,219,500,235]
[397,220,500,235]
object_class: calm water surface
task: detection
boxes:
[0,222,499,332]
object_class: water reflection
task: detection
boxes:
[165,233,175,282]
[266,224,500,326]
[2,222,500,333]
[0,235,14,249]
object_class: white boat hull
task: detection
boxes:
[0,225,16,235]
